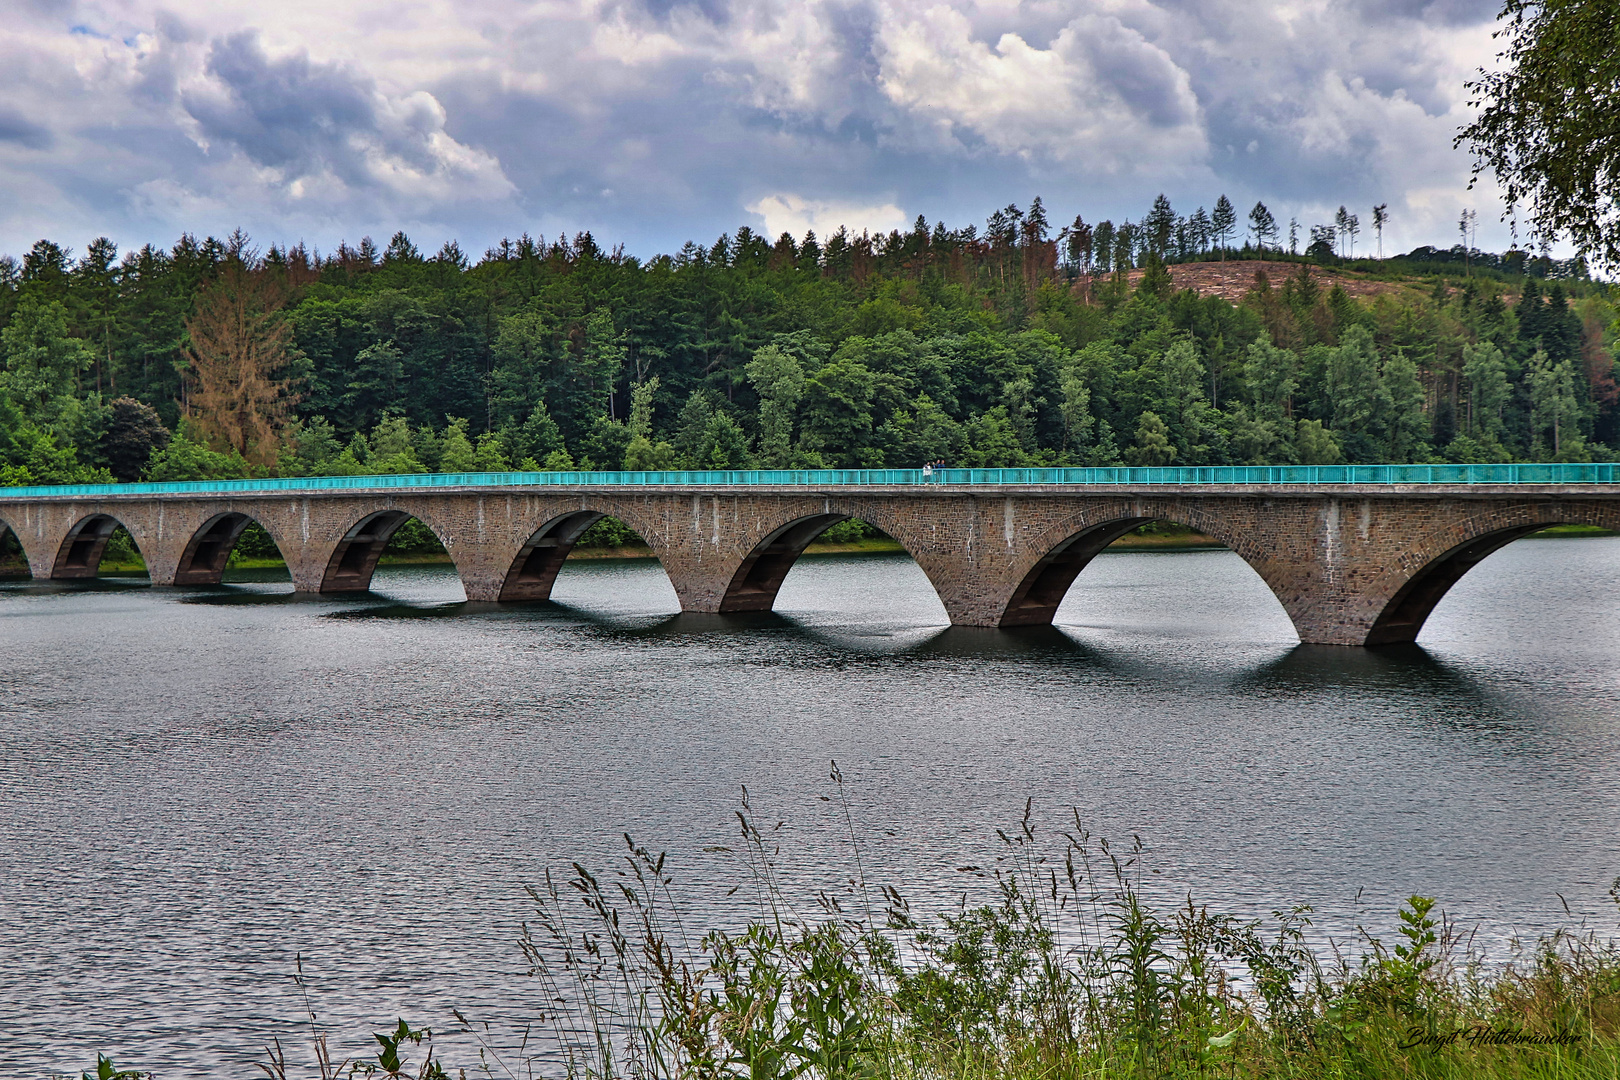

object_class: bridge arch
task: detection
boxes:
[498,509,614,602]
[1358,501,1620,645]
[50,513,146,580]
[0,514,29,577]
[319,509,454,593]
[996,499,1285,629]
[717,512,853,613]
[172,512,289,586]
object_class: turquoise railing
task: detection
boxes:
[1,462,1616,498]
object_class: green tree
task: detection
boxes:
[1,413,111,485]
[881,393,963,466]
[799,355,879,467]
[1144,194,1177,257]
[345,341,405,433]
[282,416,342,476]
[438,417,476,472]
[1,294,94,430]
[583,308,628,418]
[1381,349,1430,462]
[102,397,170,482]
[623,378,677,469]
[699,412,753,468]
[745,345,806,467]
[1137,338,1208,461]
[1057,365,1094,457]
[580,414,632,471]
[473,432,510,470]
[1227,405,1282,464]
[490,307,556,427]
[1460,342,1513,447]
[1244,333,1297,423]
[324,433,370,476]
[413,424,443,471]
[369,416,426,473]
[673,391,718,466]
[962,407,1031,466]
[1248,202,1278,251]
[1128,410,1177,466]
[1527,347,1585,457]
[145,422,254,480]
[1326,326,1392,461]
[1458,0,1620,263]
[503,401,565,467]
[1295,419,1343,464]
[1211,196,1237,257]
[1136,253,1173,301]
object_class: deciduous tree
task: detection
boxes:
[1459,0,1620,264]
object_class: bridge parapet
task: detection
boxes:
[2,460,1619,501]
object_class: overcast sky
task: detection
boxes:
[2,0,1518,263]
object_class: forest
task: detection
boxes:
[0,194,1615,490]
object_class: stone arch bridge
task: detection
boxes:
[2,471,1616,647]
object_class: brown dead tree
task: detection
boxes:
[183,264,299,466]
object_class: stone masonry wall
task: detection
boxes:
[3,485,1617,646]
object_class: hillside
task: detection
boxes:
[1125,260,1413,303]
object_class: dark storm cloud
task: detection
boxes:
[183,31,387,184]
[1086,24,1200,129]
[0,108,52,149]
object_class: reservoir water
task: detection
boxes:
[2,539,1619,1077]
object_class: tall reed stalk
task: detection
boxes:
[81,771,1620,1080]
[507,771,1620,1080]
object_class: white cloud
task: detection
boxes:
[873,4,1206,171]
[748,193,909,239]
[0,0,1529,257]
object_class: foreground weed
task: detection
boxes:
[82,770,1614,1080]
[511,775,1620,1080]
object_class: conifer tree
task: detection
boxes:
[182,263,298,467]
[1145,194,1177,257]
[1248,202,1278,252]
[1212,196,1237,258]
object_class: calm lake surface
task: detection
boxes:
[3,539,1619,1077]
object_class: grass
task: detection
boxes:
[82,781,1619,1080]
[495,788,1620,1080]
[1533,525,1619,538]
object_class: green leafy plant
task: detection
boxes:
[80,1055,146,1080]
